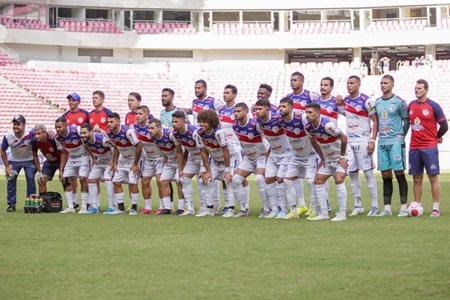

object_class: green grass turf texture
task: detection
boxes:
[0,174,449,300]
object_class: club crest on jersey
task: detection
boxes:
[248,133,254,140]
[78,117,84,123]
[389,105,396,112]
[49,147,54,152]
[272,126,279,133]
[327,107,333,113]
[101,117,106,123]
[294,128,301,135]
[355,105,362,112]
[422,109,429,116]
[72,140,78,145]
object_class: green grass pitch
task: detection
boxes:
[0,174,449,299]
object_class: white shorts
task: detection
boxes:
[112,158,140,184]
[238,156,267,173]
[265,151,292,178]
[182,155,202,175]
[317,160,347,176]
[285,155,317,179]
[160,158,179,181]
[230,151,242,172]
[347,140,375,172]
[141,157,163,178]
[64,156,90,178]
[211,160,235,181]
[89,164,113,181]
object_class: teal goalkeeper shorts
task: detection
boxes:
[377,143,407,172]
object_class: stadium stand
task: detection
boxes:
[0,17,50,30]
[291,21,351,34]
[134,22,195,34]
[58,20,121,33]
[367,18,428,32]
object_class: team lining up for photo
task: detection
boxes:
[1,73,448,220]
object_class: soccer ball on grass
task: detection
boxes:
[407,202,423,217]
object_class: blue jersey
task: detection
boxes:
[314,96,339,124]
[257,112,291,154]
[289,89,317,115]
[107,125,140,160]
[55,126,88,158]
[172,124,201,157]
[279,113,313,157]
[303,116,341,162]
[82,133,112,163]
[131,122,162,159]
[374,94,408,145]
[152,128,177,159]
[233,118,269,160]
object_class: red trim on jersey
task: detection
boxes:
[203,140,221,149]
[261,128,285,137]
[219,115,234,124]
[344,103,369,117]
[284,129,306,138]
[314,136,337,143]
[235,133,263,143]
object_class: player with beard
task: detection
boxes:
[132,106,165,215]
[279,98,319,219]
[107,113,142,215]
[160,88,188,128]
[231,103,270,217]
[217,84,250,216]
[79,123,115,214]
[251,84,278,118]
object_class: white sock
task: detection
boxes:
[116,192,125,205]
[131,193,139,205]
[255,174,269,212]
[214,180,221,207]
[225,181,235,208]
[336,183,347,214]
[65,191,74,208]
[306,178,318,213]
[144,199,152,210]
[284,179,297,212]
[243,185,250,210]
[364,169,379,208]
[180,177,194,211]
[276,182,287,212]
[162,196,171,209]
[232,174,246,210]
[158,198,163,209]
[72,192,78,205]
[222,188,228,208]
[294,178,306,207]
[266,182,278,211]
[178,199,185,210]
[205,181,215,207]
[315,184,328,215]
[81,192,88,209]
[349,172,361,207]
[88,183,99,208]
[196,179,206,210]
[105,181,115,208]
[433,202,439,211]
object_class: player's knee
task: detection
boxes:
[231,174,244,188]
[255,174,265,188]
[179,176,191,186]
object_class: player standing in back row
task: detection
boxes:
[339,75,379,217]
[408,79,448,217]
[374,75,410,217]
